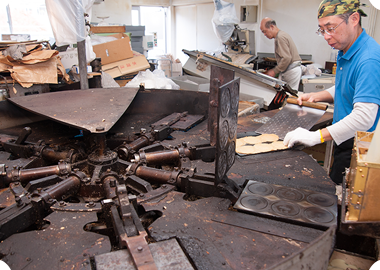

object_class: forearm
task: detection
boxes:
[298,88,334,104]
[327,102,378,145]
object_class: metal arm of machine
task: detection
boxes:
[132,142,216,165]
[0,171,85,241]
[0,160,71,188]
[105,183,158,269]
[1,127,82,162]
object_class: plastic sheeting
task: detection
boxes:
[125,70,180,90]
[212,0,239,43]
[45,0,95,46]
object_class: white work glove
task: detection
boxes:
[283,127,321,148]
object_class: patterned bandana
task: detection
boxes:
[318,0,367,18]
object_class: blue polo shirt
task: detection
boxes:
[335,29,380,132]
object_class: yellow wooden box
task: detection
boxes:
[346,131,380,221]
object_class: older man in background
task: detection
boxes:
[260,17,302,91]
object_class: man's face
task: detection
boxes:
[318,14,356,53]
[261,25,274,39]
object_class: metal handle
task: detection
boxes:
[287,97,328,111]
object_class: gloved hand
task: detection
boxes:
[283,127,321,148]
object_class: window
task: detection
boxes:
[132,6,168,59]
[0,0,54,43]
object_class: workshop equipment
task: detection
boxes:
[224,24,255,55]
[0,66,336,269]
[256,97,327,140]
[340,130,380,238]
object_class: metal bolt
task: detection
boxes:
[110,179,116,187]
[59,201,65,206]
[139,194,145,198]
[88,201,95,207]
[26,257,31,261]
[137,246,143,252]
[37,188,42,193]
[348,225,353,231]
[162,184,167,189]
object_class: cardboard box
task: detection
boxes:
[90,25,125,34]
[59,49,78,69]
[102,54,150,78]
[92,33,133,65]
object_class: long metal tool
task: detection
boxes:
[256,97,328,140]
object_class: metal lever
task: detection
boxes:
[15,127,32,145]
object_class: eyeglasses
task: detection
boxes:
[316,20,345,36]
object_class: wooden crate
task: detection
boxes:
[346,131,380,221]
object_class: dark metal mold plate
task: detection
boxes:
[234,180,337,228]
[7,87,139,134]
[215,78,240,185]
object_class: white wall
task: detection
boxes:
[91,0,380,67]
[174,3,223,64]
[257,0,373,67]
[172,0,377,67]
[92,0,133,25]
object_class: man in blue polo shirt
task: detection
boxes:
[284,0,380,184]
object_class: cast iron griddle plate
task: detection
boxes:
[7,87,139,134]
[255,103,325,140]
[234,180,337,229]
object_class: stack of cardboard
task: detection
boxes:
[90,26,150,85]
[0,42,71,96]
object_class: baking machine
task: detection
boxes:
[223,25,255,55]
[0,66,337,269]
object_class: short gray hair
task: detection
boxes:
[337,11,362,26]
[265,20,276,28]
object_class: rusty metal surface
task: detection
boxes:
[228,150,336,195]
[208,66,235,146]
[122,232,158,270]
[0,86,338,270]
[212,205,325,243]
[95,239,194,270]
[0,188,14,208]
[143,191,330,270]
[0,211,111,270]
[215,77,240,185]
[268,226,336,270]
[7,87,139,133]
